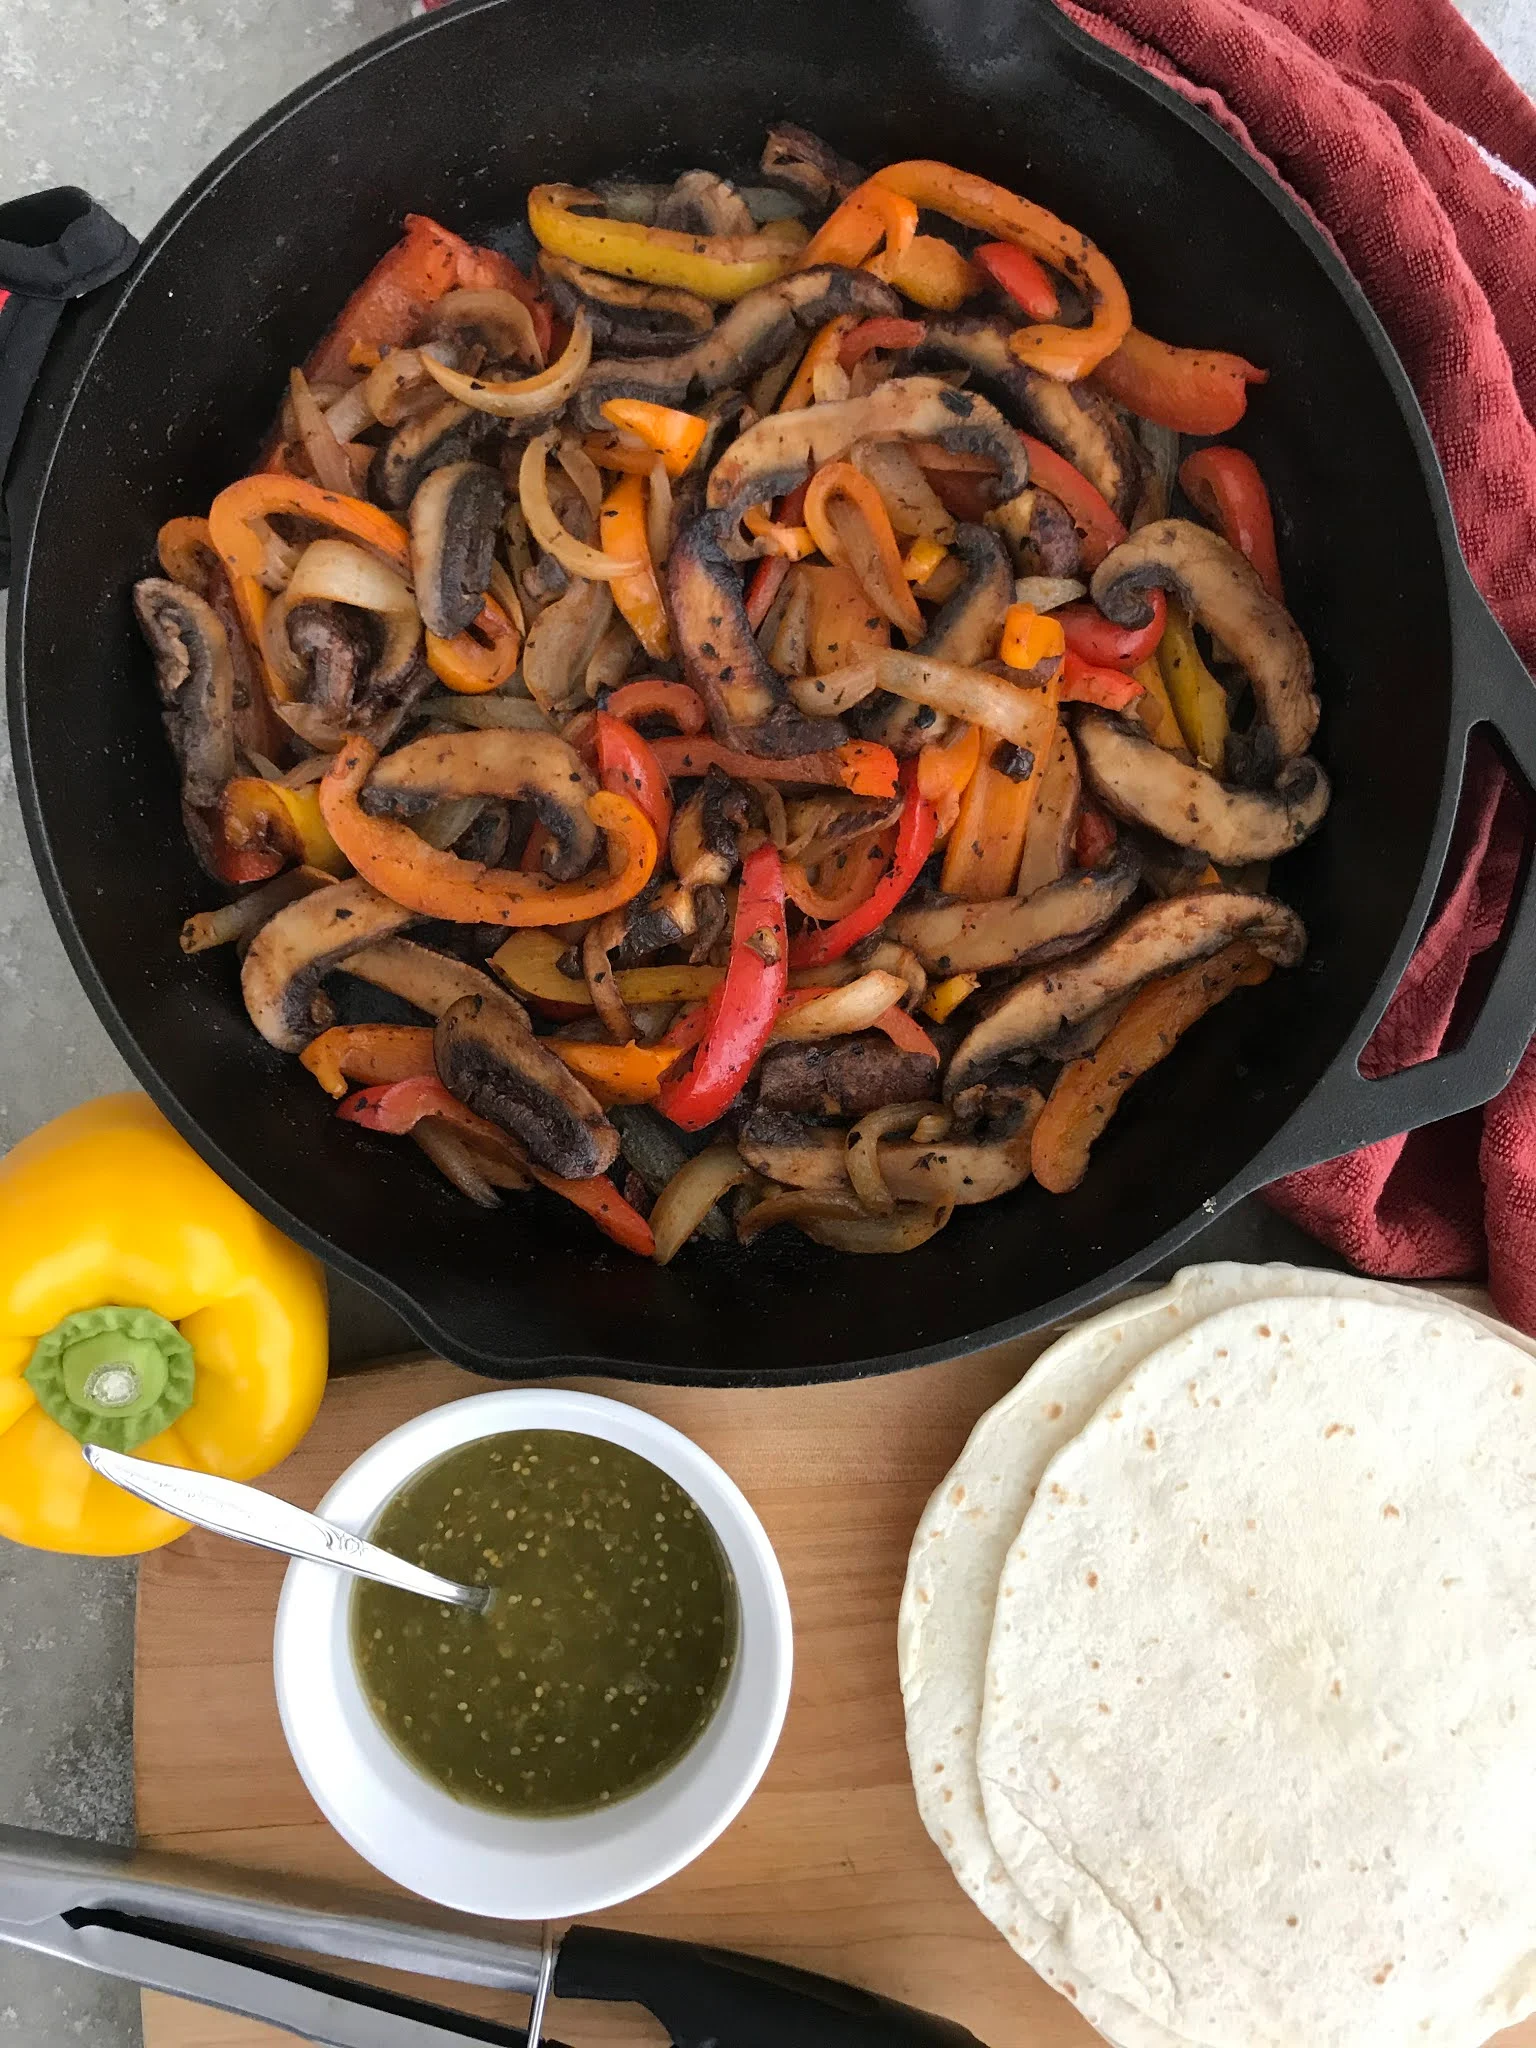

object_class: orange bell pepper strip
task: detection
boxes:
[1060,650,1146,713]
[546,1039,683,1107]
[871,160,1130,380]
[1093,328,1268,436]
[156,515,220,588]
[744,554,792,630]
[218,779,348,878]
[778,315,858,412]
[883,234,982,311]
[207,475,519,701]
[783,831,894,922]
[598,399,708,478]
[1178,446,1284,601]
[871,1003,940,1060]
[788,769,936,969]
[300,1024,437,1098]
[649,736,899,800]
[320,738,657,925]
[742,505,817,559]
[528,1167,656,1257]
[941,684,1060,899]
[595,711,672,846]
[599,472,671,660]
[602,679,707,734]
[582,433,661,476]
[803,562,892,674]
[796,179,918,279]
[1031,944,1271,1192]
[1019,437,1127,571]
[803,462,924,642]
[916,720,983,839]
[1000,603,1067,671]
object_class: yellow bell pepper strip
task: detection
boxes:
[648,735,899,800]
[491,928,724,1010]
[871,160,1131,380]
[1031,944,1270,1193]
[300,1023,437,1098]
[1132,653,1185,751]
[902,535,949,588]
[547,1039,684,1107]
[804,562,892,673]
[599,473,671,660]
[219,779,348,880]
[883,234,982,311]
[1157,597,1229,771]
[598,399,708,478]
[1092,327,1268,436]
[795,180,919,278]
[778,316,858,413]
[942,675,1061,899]
[803,462,924,643]
[207,476,519,701]
[922,971,979,1024]
[917,719,983,839]
[789,767,937,969]
[527,184,806,301]
[0,1094,326,1555]
[1000,603,1067,672]
[320,738,657,925]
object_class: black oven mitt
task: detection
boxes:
[0,187,136,583]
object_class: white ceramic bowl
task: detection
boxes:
[274,1387,792,1918]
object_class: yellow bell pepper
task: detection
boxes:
[527,185,807,302]
[0,1095,328,1556]
[1157,597,1229,772]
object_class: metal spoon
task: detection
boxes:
[83,1445,494,1615]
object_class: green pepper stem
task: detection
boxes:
[25,1306,197,1454]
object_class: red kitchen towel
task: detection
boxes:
[1052,0,1536,1328]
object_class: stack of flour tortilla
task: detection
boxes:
[899,1263,1536,2048]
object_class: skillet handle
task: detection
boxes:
[1266,586,1536,1167]
[0,186,136,587]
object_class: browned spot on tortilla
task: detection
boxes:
[1383,1503,1401,1518]
[1514,1382,1525,1397]
[1086,1570,1098,1588]
[949,1483,966,1505]
[1215,1346,1228,1358]
[1097,1701,1111,1714]
[1153,1896,1163,1911]
[1331,1679,1342,1697]
[1287,1915,1299,1928]
[1143,1429,1158,1450]
[1257,1323,1272,1337]
[1324,1422,1355,1438]
[1045,1401,1064,1419]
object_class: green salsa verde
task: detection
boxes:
[353,1430,738,1816]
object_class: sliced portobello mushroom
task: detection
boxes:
[913,318,1141,520]
[708,376,1030,518]
[655,169,756,237]
[756,1035,939,1118]
[241,878,418,1052]
[759,123,865,209]
[540,253,716,358]
[607,879,698,967]
[340,938,525,1023]
[611,1104,732,1239]
[1074,709,1331,862]
[739,1105,1042,1206]
[1091,519,1318,758]
[992,485,1085,578]
[372,396,490,511]
[359,729,600,881]
[408,462,506,638]
[670,764,751,887]
[133,578,236,810]
[667,509,847,756]
[434,989,618,1179]
[946,889,1307,1095]
[887,841,1143,974]
[426,289,543,365]
[857,523,1013,752]
[571,265,900,430]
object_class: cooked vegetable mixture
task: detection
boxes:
[354,1430,736,1815]
[141,127,1326,1260]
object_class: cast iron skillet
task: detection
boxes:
[7,0,1536,1384]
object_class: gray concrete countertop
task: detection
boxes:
[0,5,1529,2042]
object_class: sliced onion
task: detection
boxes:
[774,970,909,1041]
[790,650,1051,751]
[911,1110,952,1145]
[255,524,300,593]
[178,867,333,955]
[430,287,544,370]
[586,615,639,695]
[811,358,852,405]
[646,456,673,569]
[651,1145,755,1265]
[424,309,593,420]
[1132,420,1180,531]
[767,571,811,678]
[415,797,485,849]
[520,430,640,581]
[289,367,356,495]
[798,1201,952,1255]
[736,1187,867,1243]
[858,939,927,1010]
[280,753,330,787]
[323,380,374,445]
[583,913,634,1043]
[556,437,605,520]
[748,779,789,850]
[487,558,527,638]
[419,692,554,731]
[413,1119,502,1207]
[1014,575,1086,612]
[846,1101,940,1217]
[365,348,435,426]
[287,538,417,613]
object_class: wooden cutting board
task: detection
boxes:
[135,1336,1100,2048]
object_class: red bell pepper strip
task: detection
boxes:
[659,843,788,1131]
[837,316,928,370]
[974,242,1060,322]
[1074,804,1118,868]
[789,769,938,968]
[338,1075,505,1146]
[1178,446,1284,602]
[744,554,791,630]
[1056,592,1165,670]
[1092,327,1267,436]
[603,678,707,734]
[871,1005,940,1060]
[650,736,899,801]
[596,711,673,846]
[1059,650,1146,713]
[526,1168,656,1257]
[1019,435,1126,570]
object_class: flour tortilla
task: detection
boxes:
[977,1293,1536,2048]
[899,1264,1533,2048]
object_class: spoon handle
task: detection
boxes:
[84,1446,489,1613]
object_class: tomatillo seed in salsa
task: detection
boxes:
[352,1429,738,1816]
